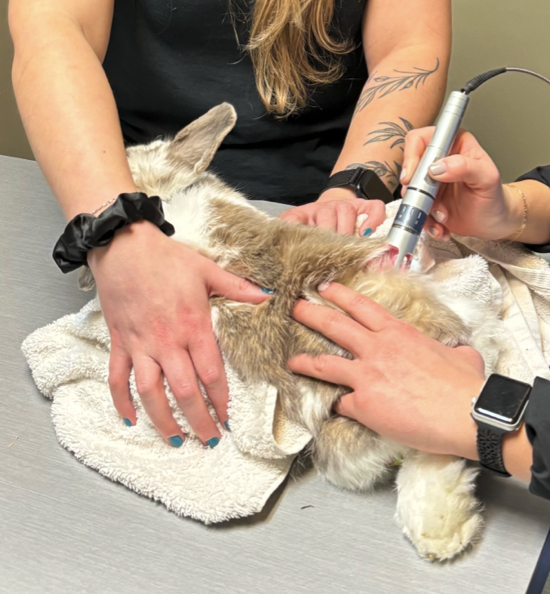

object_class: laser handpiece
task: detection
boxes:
[385,66,550,269]
[386,91,469,269]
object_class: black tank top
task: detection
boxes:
[103,0,368,205]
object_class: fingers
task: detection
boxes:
[427,152,501,191]
[279,209,307,225]
[188,328,230,431]
[109,345,136,425]
[401,127,434,186]
[292,298,370,357]
[424,215,450,241]
[335,201,358,235]
[357,199,385,235]
[162,351,222,445]
[288,353,356,387]
[133,355,185,445]
[315,283,396,333]
[316,206,338,232]
[333,391,360,420]
[206,261,269,303]
[401,128,492,188]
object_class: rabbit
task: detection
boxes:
[86,103,506,561]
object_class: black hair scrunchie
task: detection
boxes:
[52,192,175,273]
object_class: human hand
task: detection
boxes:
[88,220,268,447]
[400,128,523,241]
[288,283,485,459]
[279,191,386,236]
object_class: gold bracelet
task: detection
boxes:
[507,183,528,241]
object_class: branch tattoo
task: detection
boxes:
[355,58,440,114]
[364,117,414,151]
[345,161,402,190]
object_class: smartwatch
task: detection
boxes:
[471,373,531,476]
[322,167,395,205]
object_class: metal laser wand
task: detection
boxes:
[384,66,550,269]
[386,91,470,269]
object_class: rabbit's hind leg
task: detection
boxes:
[395,451,483,561]
[312,415,407,492]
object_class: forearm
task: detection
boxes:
[504,180,550,245]
[11,14,135,220]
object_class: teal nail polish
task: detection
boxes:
[123,418,133,427]
[168,435,184,448]
[224,420,231,432]
[261,288,275,294]
[206,437,220,449]
[362,228,373,237]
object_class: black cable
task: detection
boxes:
[461,67,550,95]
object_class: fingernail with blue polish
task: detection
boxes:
[206,437,220,449]
[261,288,275,294]
[362,228,373,237]
[123,418,134,427]
[168,435,184,448]
[224,420,231,432]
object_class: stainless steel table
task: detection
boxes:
[2,154,550,594]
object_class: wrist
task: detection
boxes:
[449,377,485,461]
[502,184,527,241]
[502,425,533,482]
[88,219,162,270]
[318,187,358,203]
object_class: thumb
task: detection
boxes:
[428,154,499,190]
[333,392,358,420]
[206,262,271,304]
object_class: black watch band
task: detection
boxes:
[476,423,511,477]
[472,374,532,478]
[323,167,395,204]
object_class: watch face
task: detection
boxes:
[473,374,531,424]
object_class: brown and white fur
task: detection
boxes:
[88,104,506,561]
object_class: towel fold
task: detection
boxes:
[22,200,550,522]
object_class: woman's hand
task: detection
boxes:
[288,282,485,459]
[88,221,268,447]
[279,190,386,237]
[400,128,523,241]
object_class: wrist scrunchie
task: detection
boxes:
[52,192,175,273]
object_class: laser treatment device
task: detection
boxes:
[387,67,550,269]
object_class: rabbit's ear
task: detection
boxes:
[170,103,237,175]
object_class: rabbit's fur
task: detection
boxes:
[91,104,506,561]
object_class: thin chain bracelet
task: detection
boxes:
[91,197,118,216]
[507,183,528,241]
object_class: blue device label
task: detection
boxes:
[393,204,428,236]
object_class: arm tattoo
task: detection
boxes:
[346,161,402,189]
[364,117,414,151]
[355,58,440,114]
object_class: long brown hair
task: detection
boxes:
[236,0,353,117]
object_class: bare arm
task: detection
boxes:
[282,0,451,235]
[9,0,136,219]
[9,0,267,446]
[323,0,451,196]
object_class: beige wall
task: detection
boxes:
[0,0,32,160]
[1,0,550,179]
[449,0,550,182]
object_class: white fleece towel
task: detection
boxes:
[21,201,550,523]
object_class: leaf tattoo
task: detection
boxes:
[364,117,414,151]
[355,58,440,113]
[364,160,402,189]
